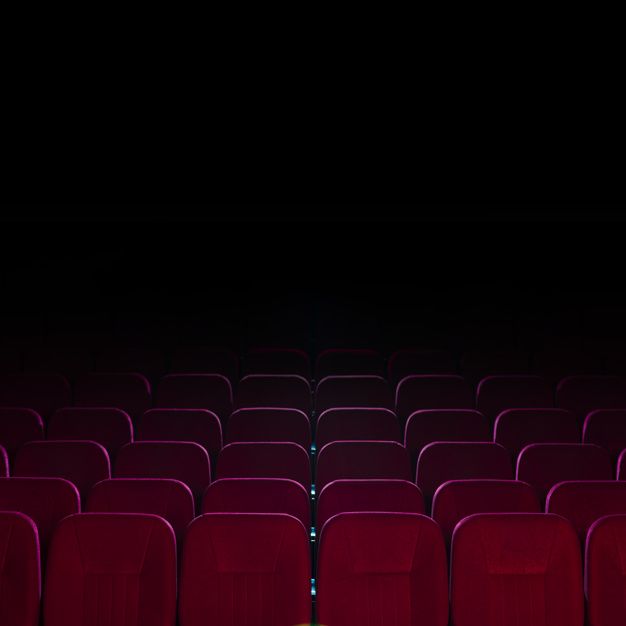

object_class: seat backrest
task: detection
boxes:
[0,511,41,626]
[388,349,457,386]
[315,376,392,415]
[13,441,110,505]
[202,478,310,530]
[556,375,626,422]
[316,407,401,449]
[227,408,310,449]
[44,513,176,626]
[316,441,411,493]
[395,375,473,425]
[451,513,583,626]
[516,443,613,504]
[0,373,71,419]
[494,408,580,458]
[243,348,311,379]
[416,442,513,510]
[317,479,424,531]
[317,512,448,626]
[87,478,194,543]
[0,444,7,477]
[476,375,554,423]
[547,481,626,541]
[315,349,384,379]
[216,442,311,490]
[179,513,311,626]
[431,479,540,547]
[583,409,626,460]
[618,449,626,479]
[235,375,312,414]
[48,407,133,460]
[0,408,44,463]
[0,477,79,558]
[170,347,239,386]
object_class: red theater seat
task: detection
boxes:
[315,376,393,415]
[0,444,7,476]
[517,444,613,503]
[236,375,312,414]
[388,349,457,386]
[618,449,626,479]
[317,512,448,626]
[179,513,311,626]
[244,348,311,379]
[451,513,584,626]
[170,347,239,386]
[316,407,401,449]
[317,479,424,531]
[227,408,310,448]
[48,407,133,460]
[0,408,44,463]
[431,479,540,547]
[44,513,176,626]
[315,348,384,379]
[0,511,41,626]
[583,409,626,460]
[202,478,310,530]
[87,478,194,543]
[0,373,71,419]
[494,408,580,458]
[316,441,411,493]
[13,441,110,505]
[217,442,310,490]
[556,375,626,422]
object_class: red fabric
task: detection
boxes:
[44,513,176,626]
[585,514,626,626]
[0,408,43,464]
[317,512,448,626]
[244,348,311,378]
[431,479,540,547]
[317,479,424,531]
[0,444,7,477]
[13,441,110,505]
[315,348,384,379]
[451,513,584,626]
[476,375,554,423]
[235,375,311,413]
[227,408,310,448]
[583,409,626,460]
[416,442,513,510]
[87,478,194,544]
[48,407,133,460]
[516,443,613,504]
[315,376,393,415]
[395,375,473,425]
[316,441,411,493]
[618,449,626,480]
[0,477,79,558]
[316,407,400,449]
[494,408,580,458]
[179,513,311,626]
[0,511,41,626]
[387,349,457,386]
[217,442,310,489]
[556,375,626,423]
[170,347,239,386]
[115,441,211,506]
[202,478,310,530]
[0,373,71,419]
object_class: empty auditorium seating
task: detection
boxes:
[44,513,177,626]
[395,375,473,425]
[87,478,194,542]
[476,375,554,422]
[315,375,393,415]
[317,479,424,531]
[235,374,312,414]
[202,478,311,530]
[585,514,626,626]
[0,407,44,463]
[317,512,448,626]
[404,409,491,468]
[217,442,311,489]
[243,348,311,379]
[315,348,384,379]
[115,441,211,505]
[74,372,151,422]
[156,374,233,426]
[179,513,311,626]
[13,440,110,504]
[0,511,41,626]
[517,443,613,503]
[316,441,411,493]
[0,477,80,558]
[316,407,401,449]
[47,407,133,459]
[170,347,239,385]
[0,373,71,419]
[583,409,626,460]
[494,408,580,458]
[556,375,626,422]
[227,408,310,448]
[431,479,541,546]
[451,513,584,626]
[387,349,457,386]
[0,444,8,476]
[416,442,513,509]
